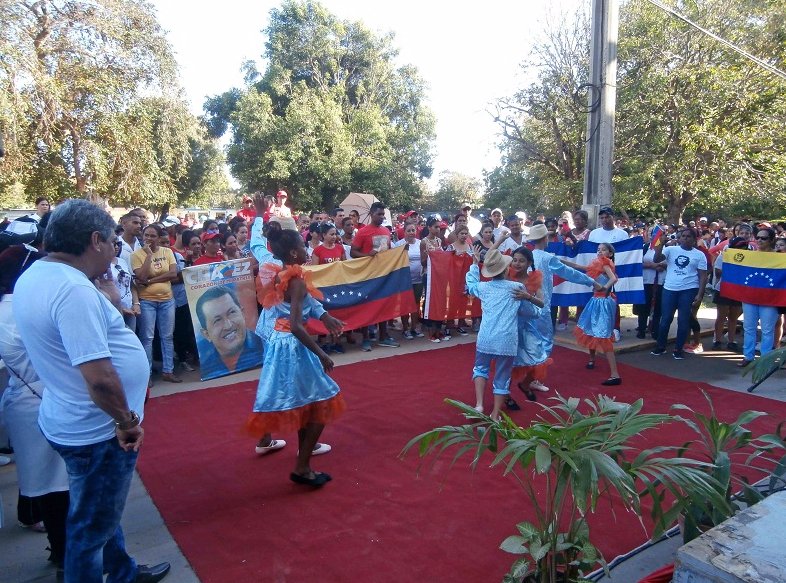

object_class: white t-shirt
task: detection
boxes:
[119,237,141,265]
[393,237,422,283]
[662,246,707,291]
[642,248,664,285]
[588,227,629,243]
[496,235,526,254]
[14,261,148,446]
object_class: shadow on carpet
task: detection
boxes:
[136,344,786,583]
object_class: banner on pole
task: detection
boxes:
[423,251,482,321]
[183,258,263,381]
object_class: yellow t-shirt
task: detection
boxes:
[131,247,176,302]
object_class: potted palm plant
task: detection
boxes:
[402,396,726,583]
[670,390,786,542]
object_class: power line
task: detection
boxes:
[645,0,786,81]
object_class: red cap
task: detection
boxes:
[201,231,220,243]
[276,190,288,199]
[439,221,448,229]
[406,210,418,217]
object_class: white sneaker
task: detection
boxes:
[556,323,568,331]
[255,439,286,455]
[613,329,621,342]
[311,443,332,456]
[0,455,11,466]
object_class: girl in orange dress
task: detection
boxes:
[247,222,345,487]
[572,243,621,385]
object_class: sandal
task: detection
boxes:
[586,361,595,370]
[601,377,622,386]
[290,471,332,487]
[517,381,537,402]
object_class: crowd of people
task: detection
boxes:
[1,192,784,581]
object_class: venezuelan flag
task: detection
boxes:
[304,246,417,333]
[720,249,786,306]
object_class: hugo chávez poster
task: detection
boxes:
[183,258,263,381]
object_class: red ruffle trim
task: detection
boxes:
[586,256,615,279]
[511,358,553,386]
[256,263,323,307]
[245,393,346,437]
[573,327,614,352]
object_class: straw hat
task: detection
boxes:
[481,249,512,278]
[527,224,548,241]
[269,215,298,231]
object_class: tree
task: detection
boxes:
[429,171,483,214]
[488,8,591,215]
[204,0,436,212]
[489,1,786,223]
[0,0,226,209]
[615,0,786,223]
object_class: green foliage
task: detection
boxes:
[205,0,436,212]
[0,0,226,209]
[426,171,483,213]
[671,390,786,542]
[488,1,786,222]
[402,396,726,583]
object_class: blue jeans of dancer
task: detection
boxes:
[139,298,175,374]
[656,288,697,352]
[49,437,138,583]
[742,303,779,362]
[473,352,514,395]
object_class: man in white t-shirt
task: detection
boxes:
[118,212,142,263]
[14,200,171,583]
[496,215,526,254]
[461,203,482,238]
[588,206,628,244]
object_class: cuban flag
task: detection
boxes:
[304,246,418,333]
[547,237,645,306]
[720,249,786,306]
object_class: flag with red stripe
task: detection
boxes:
[304,246,418,333]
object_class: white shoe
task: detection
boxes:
[613,329,621,342]
[0,455,11,466]
[310,443,332,456]
[556,323,567,331]
[255,439,286,455]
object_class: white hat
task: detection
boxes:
[527,224,548,241]
[161,215,179,227]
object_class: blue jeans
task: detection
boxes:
[473,352,514,395]
[657,288,697,352]
[742,303,779,361]
[49,438,138,583]
[139,298,175,373]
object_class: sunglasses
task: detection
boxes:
[756,236,772,240]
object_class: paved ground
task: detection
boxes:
[1,309,783,582]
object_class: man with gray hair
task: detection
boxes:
[14,199,170,583]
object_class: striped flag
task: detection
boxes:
[304,246,418,333]
[422,250,482,320]
[720,249,786,306]
[547,237,645,306]
[650,224,664,246]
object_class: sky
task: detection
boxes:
[150,0,584,188]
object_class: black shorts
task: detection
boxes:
[712,291,741,307]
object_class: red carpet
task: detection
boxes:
[136,344,786,582]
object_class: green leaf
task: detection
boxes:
[535,443,552,474]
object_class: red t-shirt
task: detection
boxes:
[353,225,391,255]
[237,208,256,222]
[192,253,224,266]
[312,244,345,265]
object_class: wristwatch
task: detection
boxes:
[115,410,140,431]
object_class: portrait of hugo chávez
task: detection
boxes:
[195,285,263,379]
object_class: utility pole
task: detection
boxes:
[582,0,619,228]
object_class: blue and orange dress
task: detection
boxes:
[246,264,345,436]
[573,256,616,352]
[509,270,552,388]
